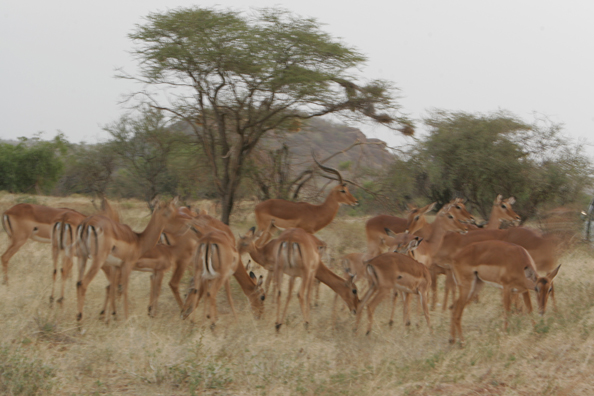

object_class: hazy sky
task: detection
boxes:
[2,1,593,152]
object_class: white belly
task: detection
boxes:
[105,254,124,267]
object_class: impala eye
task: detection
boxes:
[534,286,539,292]
[501,205,507,209]
[415,216,419,221]
[448,215,454,219]
[456,205,461,209]
[340,190,346,193]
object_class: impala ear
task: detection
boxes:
[524,266,538,282]
[246,260,252,272]
[249,271,256,280]
[172,195,180,206]
[384,227,396,237]
[507,197,516,205]
[423,202,436,214]
[495,195,503,204]
[247,226,256,237]
[257,275,264,287]
[547,264,561,281]
[407,203,418,211]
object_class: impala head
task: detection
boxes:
[405,202,436,234]
[384,228,423,253]
[526,264,561,316]
[155,197,193,235]
[237,224,273,254]
[247,266,265,319]
[435,204,469,234]
[449,198,476,225]
[345,274,359,314]
[394,236,423,255]
[313,152,358,207]
[494,195,521,225]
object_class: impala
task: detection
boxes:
[273,227,322,330]
[50,197,120,305]
[355,251,432,335]
[75,197,191,322]
[2,203,77,285]
[180,227,245,328]
[238,225,358,314]
[254,155,358,235]
[449,240,560,344]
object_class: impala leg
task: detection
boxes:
[450,284,471,345]
[168,259,187,309]
[312,278,320,307]
[50,236,60,303]
[149,270,165,317]
[364,289,389,335]
[58,252,74,306]
[99,266,112,317]
[1,233,28,286]
[77,253,107,322]
[278,276,296,331]
[388,290,399,327]
[181,276,201,319]
[419,288,432,330]
[502,287,512,331]
[443,269,456,311]
[429,264,438,310]
[300,272,315,329]
[550,284,557,312]
[355,285,378,333]
[521,290,533,314]
[402,292,411,326]
[206,276,225,327]
[224,279,238,321]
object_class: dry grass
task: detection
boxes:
[1,193,594,395]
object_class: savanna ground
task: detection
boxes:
[1,193,593,395]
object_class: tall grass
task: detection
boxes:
[0,194,593,395]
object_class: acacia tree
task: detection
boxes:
[122,7,412,223]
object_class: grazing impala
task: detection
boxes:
[75,197,191,323]
[254,155,358,235]
[238,225,358,314]
[449,240,560,344]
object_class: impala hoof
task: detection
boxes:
[49,296,54,304]
[389,320,394,327]
[275,323,282,331]
[76,313,82,321]
[56,297,64,305]
[365,330,371,336]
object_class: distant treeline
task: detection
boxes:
[0,109,592,221]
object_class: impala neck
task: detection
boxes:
[421,217,452,257]
[315,261,356,309]
[233,258,258,296]
[248,244,272,271]
[486,207,502,229]
[314,191,341,230]
[137,212,166,256]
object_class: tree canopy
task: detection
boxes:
[122,6,413,222]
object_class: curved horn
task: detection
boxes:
[312,151,344,185]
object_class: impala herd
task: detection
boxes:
[1,160,562,344]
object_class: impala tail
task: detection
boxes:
[366,264,379,288]
[202,243,221,280]
[2,214,13,238]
